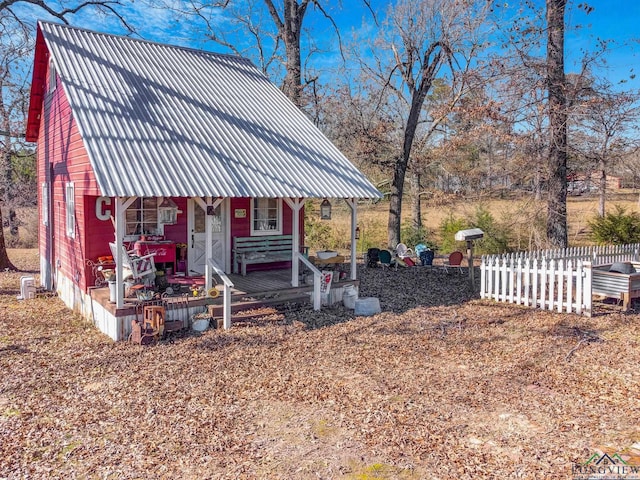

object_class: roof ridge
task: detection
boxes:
[38,20,252,64]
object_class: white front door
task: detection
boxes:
[187,199,226,275]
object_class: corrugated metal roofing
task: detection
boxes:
[39,21,381,199]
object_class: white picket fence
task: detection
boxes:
[480,244,640,317]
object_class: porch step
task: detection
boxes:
[207,291,311,322]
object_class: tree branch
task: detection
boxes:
[263,0,284,33]
[362,0,378,26]
[309,0,345,62]
[1,0,135,32]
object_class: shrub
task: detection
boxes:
[588,206,640,245]
[438,213,468,253]
[471,205,511,255]
[437,206,512,255]
[304,215,335,251]
[400,223,436,249]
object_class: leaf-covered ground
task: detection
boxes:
[1,250,640,479]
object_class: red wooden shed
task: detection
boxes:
[26,22,380,340]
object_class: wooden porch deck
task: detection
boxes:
[89,268,353,318]
[228,269,295,295]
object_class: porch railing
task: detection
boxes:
[206,258,234,329]
[295,252,322,310]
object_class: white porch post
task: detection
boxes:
[195,196,223,290]
[284,197,304,287]
[205,197,213,290]
[345,198,358,280]
[114,197,136,308]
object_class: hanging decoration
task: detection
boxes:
[320,198,332,220]
[158,197,179,225]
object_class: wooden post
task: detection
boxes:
[283,198,304,287]
[346,198,358,281]
[467,240,475,289]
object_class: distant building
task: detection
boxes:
[567,172,622,194]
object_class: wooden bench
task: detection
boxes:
[233,235,295,276]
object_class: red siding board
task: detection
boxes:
[84,196,117,286]
[162,197,188,245]
[32,33,310,293]
[230,198,252,238]
[37,56,101,294]
[228,198,304,274]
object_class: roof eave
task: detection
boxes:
[25,24,48,142]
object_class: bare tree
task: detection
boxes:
[174,0,343,108]
[0,0,134,28]
[356,0,489,247]
[570,83,640,216]
[317,81,399,179]
[0,16,31,270]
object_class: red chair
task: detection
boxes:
[443,251,464,274]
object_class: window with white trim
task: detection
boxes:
[65,182,75,238]
[48,59,57,93]
[41,183,49,226]
[251,198,282,235]
[125,197,160,239]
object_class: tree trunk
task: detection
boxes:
[534,165,543,201]
[410,172,422,230]
[388,155,408,249]
[545,0,568,248]
[388,47,443,248]
[598,163,606,217]
[0,203,16,270]
[281,0,304,107]
[0,131,16,270]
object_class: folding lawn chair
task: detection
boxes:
[378,249,394,270]
[443,251,464,274]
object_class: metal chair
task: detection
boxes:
[443,251,464,274]
[394,243,416,267]
[378,249,394,270]
[366,248,381,268]
[395,243,413,260]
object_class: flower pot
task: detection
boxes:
[317,250,338,260]
[191,313,210,332]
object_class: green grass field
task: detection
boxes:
[307,189,640,255]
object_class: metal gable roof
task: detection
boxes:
[39,21,382,199]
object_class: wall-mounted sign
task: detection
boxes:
[235,208,247,218]
[95,196,111,221]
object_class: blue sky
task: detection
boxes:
[564,0,640,86]
[13,0,640,89]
